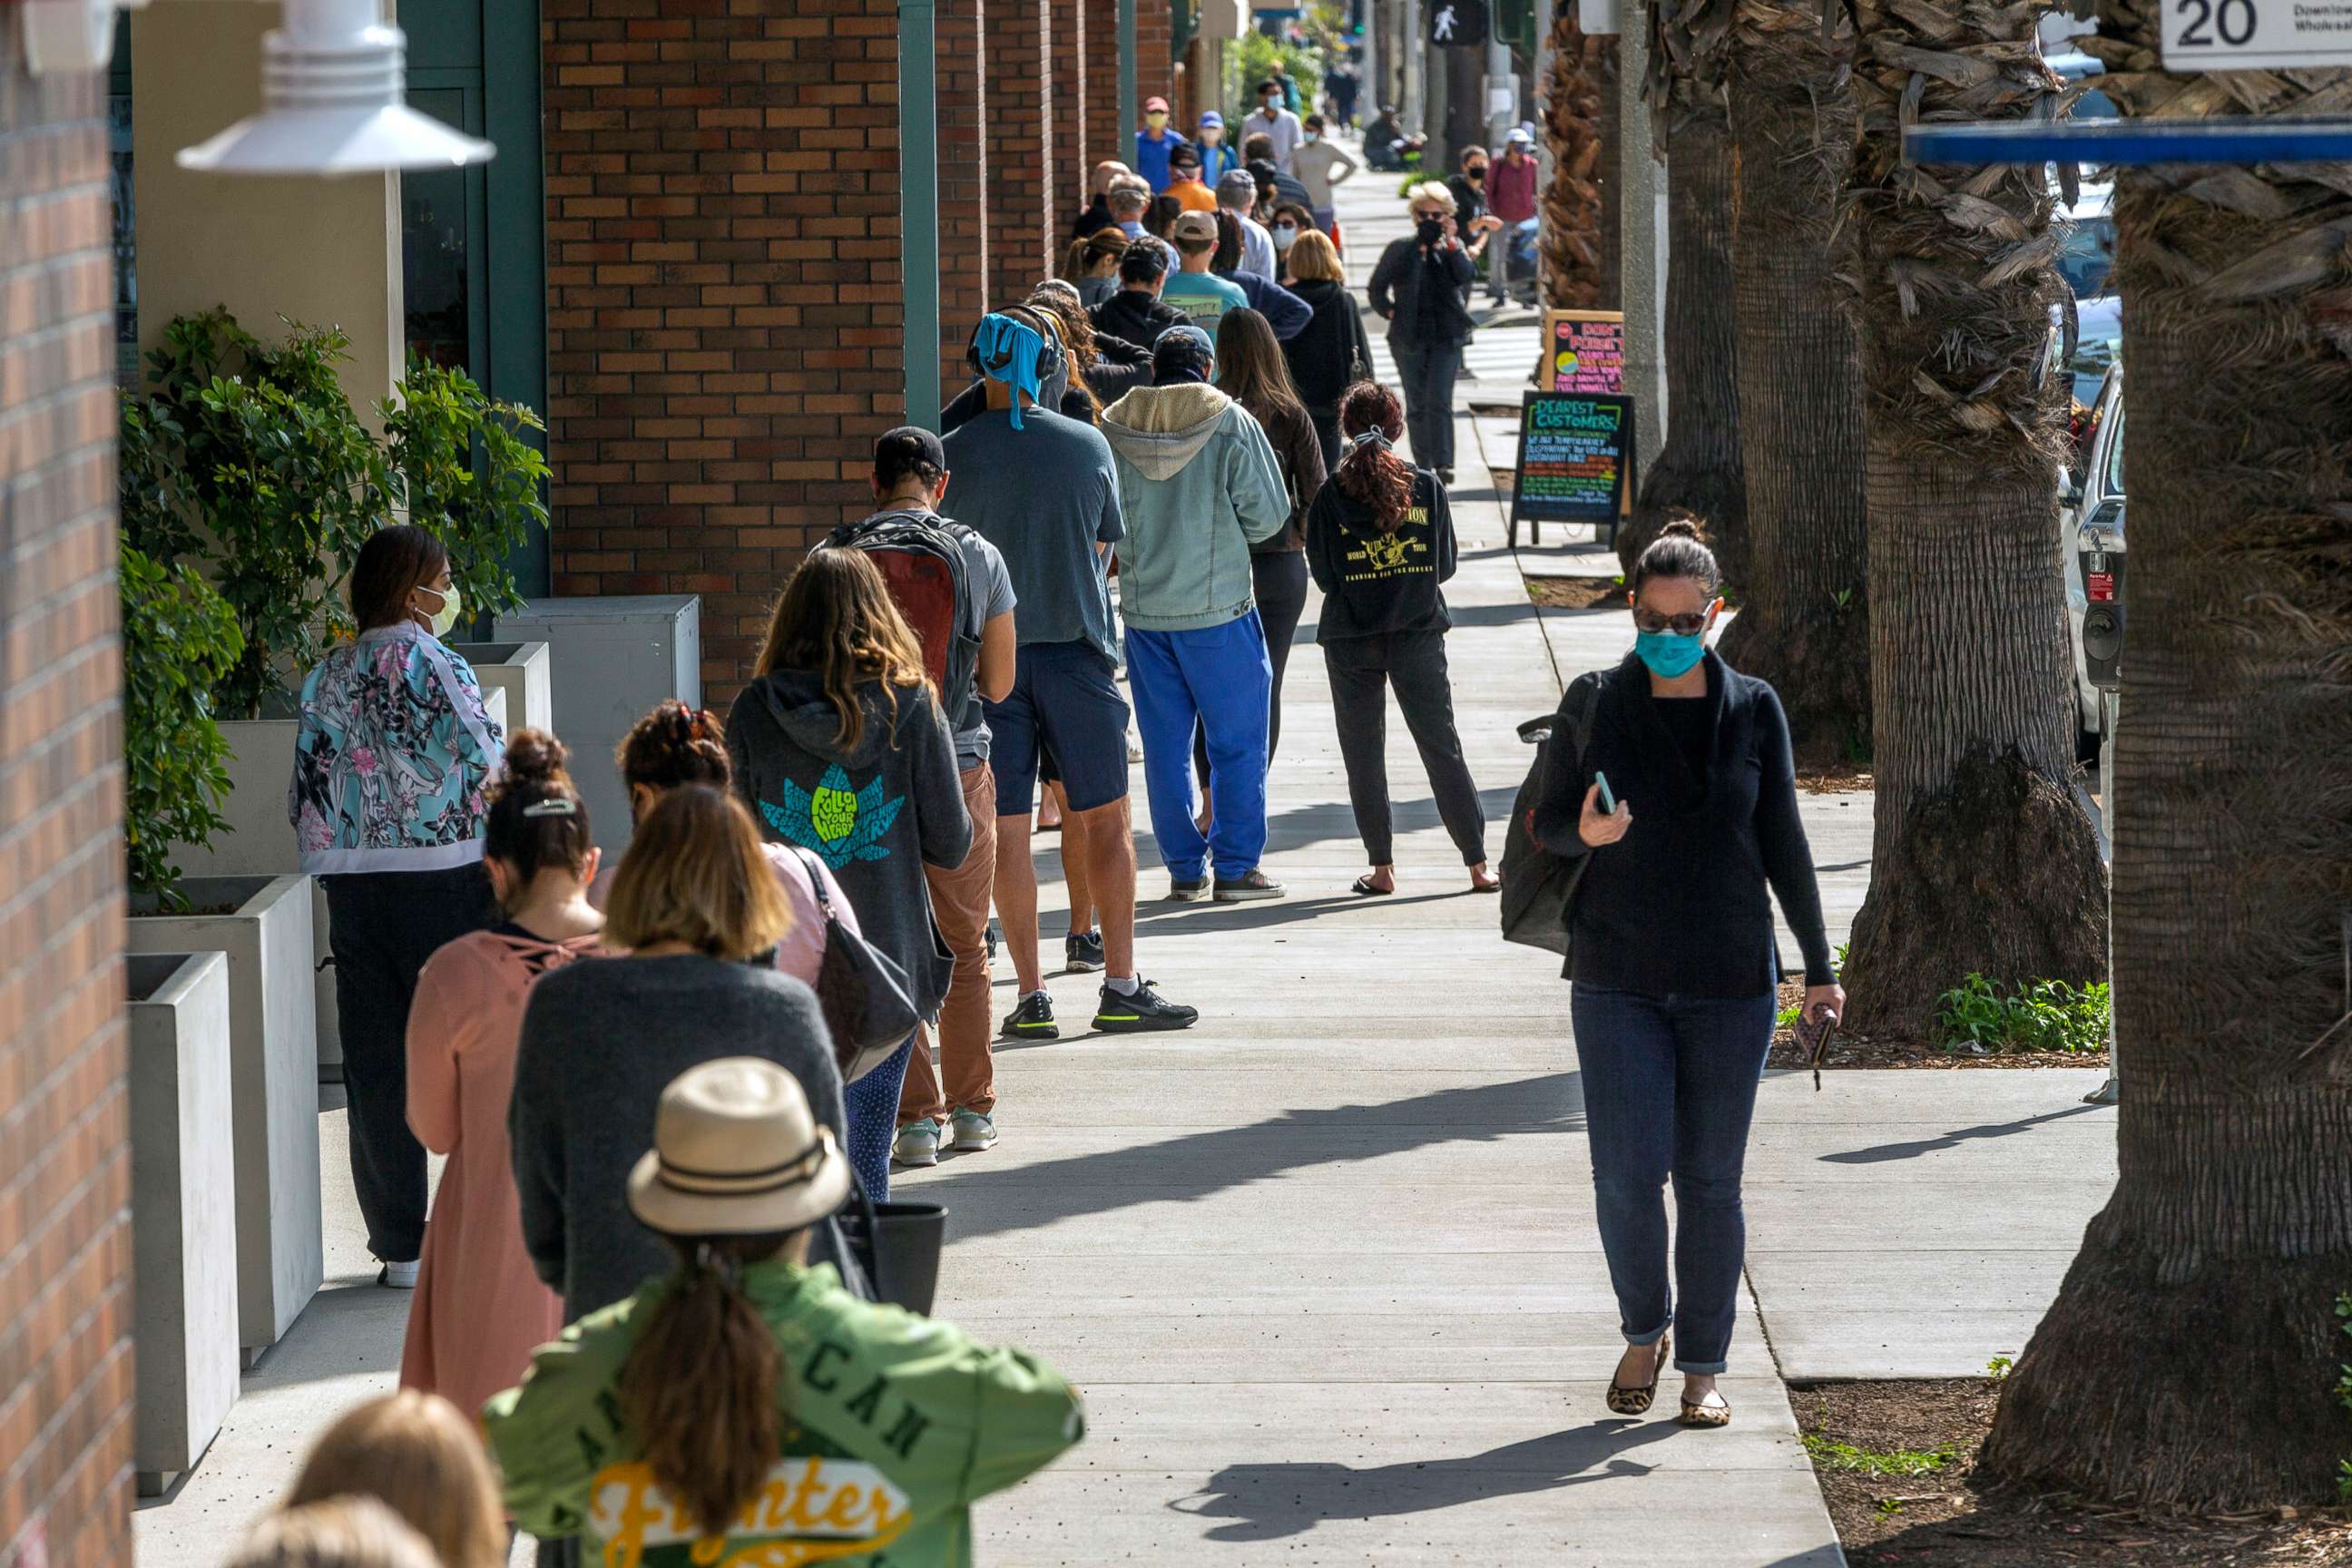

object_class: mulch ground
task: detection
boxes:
[1765,979,2111,1072]
[1796,1379,2352,1566]
[1524,573,1624,611]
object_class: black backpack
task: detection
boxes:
[1499,671,1603,957]
[824,511,984,737]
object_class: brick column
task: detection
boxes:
[1083,0,1122,184]
[1051,0,1089,230]
[936,0,988,392]
[1137,1,1174,122]
[543,0,908,704]
[985,0,1054,289]
[0,28,133,1568]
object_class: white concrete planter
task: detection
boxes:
[126,875,322,1358]
[449,640,554,734]
[127,952,240,1495]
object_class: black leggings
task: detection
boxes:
[1325,629,1487,867]
[1195,549,1310,785]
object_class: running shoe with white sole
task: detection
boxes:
[378,1259,420,1289]
[1064,929,1104,972]
[1166,877,1210,902]
[1214,868,1287,902]
[893,1118,942,1168]
[948,1108,999,1152]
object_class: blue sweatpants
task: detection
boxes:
[1125,613,1272,881]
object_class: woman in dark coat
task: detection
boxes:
[1279,228,1377,469]
[1367,181,1478,483]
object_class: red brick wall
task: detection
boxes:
[1050,0,1089,230]
[0,30,133,1568]
[1137,3,1174,138]
[541,0,909,701]
[1083,0,1122,190]
[936,0,988,390]
[984,0,1053,289]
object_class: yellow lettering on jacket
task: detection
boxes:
[588,1459,912,1568]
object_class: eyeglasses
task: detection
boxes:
[1632,610,1709,635]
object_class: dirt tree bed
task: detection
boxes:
[1797,1378,2352,1565]
[1524,573,1626,611]
[1766,979,2110,1072]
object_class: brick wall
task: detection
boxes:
[1050,0,1088,231]
[1083,0,1121,194]
[541,0,909,701]
[0,27,134,1568]
[936,0,988,386]
[984,0,1052,289]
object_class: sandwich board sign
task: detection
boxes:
[1544,309,1624,395]
[1510,390,1634,548]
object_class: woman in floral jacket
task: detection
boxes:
[290,524,502,1289]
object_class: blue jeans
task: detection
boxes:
[1125,613,1271,881]
[844,1034,916,1201]
[1569,984,1778,1374]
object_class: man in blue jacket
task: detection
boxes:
[1134,95,1190,193]
[1096,327,1291,904]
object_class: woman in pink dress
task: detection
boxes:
[401,730,604,1419]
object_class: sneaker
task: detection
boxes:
[378,1259,419,1289]
[892,1119,942,1168]
[1213,868,1287,903]
[1166,877,1210,902]
[1064,929,1105,973]
[1093,977,1200,1033]
[948,1108,999,1152]
[998,991,1059,1041]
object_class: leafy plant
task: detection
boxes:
[378,358,549,629]
[1986,1354,2014,1381]
[120,545,245,906]
[1223,30,1322,123]
[1776,1003,1802,1031]
[1932,973,2110,1055]
[1801,1434,1960,1476]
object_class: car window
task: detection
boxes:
[2058,217,2115,298]
[2102,404,2126,499]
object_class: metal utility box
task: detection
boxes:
[495,596,702,851]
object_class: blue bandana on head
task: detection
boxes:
[972,313,1048,429]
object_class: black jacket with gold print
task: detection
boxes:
[1305,466,1457,641]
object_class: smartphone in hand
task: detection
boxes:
[1595,771,1618,815]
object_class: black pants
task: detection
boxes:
[325,863,495,1262]
[1195,550,1311,785]
[1392,339,1463,471]
[1308,407,1342,475]
[1325,630,1487,867]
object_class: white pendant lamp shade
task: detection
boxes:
[177,0,494,175]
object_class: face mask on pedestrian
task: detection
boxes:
[1261,96,1280,114]
[1303,132,1320,144]
[412,581,462,638]
[1466,162,1487,182]
[1273,222,1298,249]
[1146,111,1168,130]
[1633,627,1706,680]
[1416,215,1445,246]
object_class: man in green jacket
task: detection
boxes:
[1097,325,1291,904]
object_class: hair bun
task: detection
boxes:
[501,729,571,786]
[1659,518,1705,542]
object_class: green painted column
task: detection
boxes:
[1118,0,1137,146]
[899,0,942,429]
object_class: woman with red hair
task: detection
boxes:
[1304,381,1495,897]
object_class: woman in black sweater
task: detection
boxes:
[1279,229,1376,470]
[1304,382,1494,896]
[1529,520,1843,1431]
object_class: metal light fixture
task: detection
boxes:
[177,0,494,176]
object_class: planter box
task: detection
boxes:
[449,640,554,734]
[171,688,508,1083]
[495,596,701,852]
[126,876,322,1357]
[127,952,240,1495]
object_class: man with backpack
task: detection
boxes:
[828,427,1018,1167]
[942,309,1200,1038]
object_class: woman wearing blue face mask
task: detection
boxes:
[292,524,504,1291]
[1529,519,1842,1431]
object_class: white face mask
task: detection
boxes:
[1303,132,1320,144]
[416,582,462,638]
[1273,224,1298,249]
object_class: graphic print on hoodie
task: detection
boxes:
[724,670,973,1013]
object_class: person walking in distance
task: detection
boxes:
[1486,128,1542,300]
[1278,230,1377,469]
[1529,523,1843,1429]
[1306,383,1496,897]
[290,524,502,1290]
[1091,239,1192,355]
[1133,94,1190,192]
[726,548,972,1199]
[1194,108,1239,185]
[1099,326,1291,904]
[486,1058,1086,1565]
[834,428,1020,1171]
[1368,183,1479,483]
[400,731,601,1422]
[1248,79,1306,172]
[1289,114,1359,233]
[1161,211,1251,335]
[941,310,1198,1037]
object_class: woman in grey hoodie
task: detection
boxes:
[724,549,972,1197]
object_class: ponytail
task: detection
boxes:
[616,1235,791,1535]
[1334,380,1416,535]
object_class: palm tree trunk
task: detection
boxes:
[1617,91,1746,588]
[1833,0,2107,1035]
[1979,0,2352,1508]
[1592,36,1622,309]
[1539,5,1609,311]
[1710,0,1870,768]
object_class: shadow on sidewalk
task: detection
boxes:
[1818,1102,2106,1165]
[1168,1419,1681,1541]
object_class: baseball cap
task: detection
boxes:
[874,426,946,484]
[1171,210,1220,244]
[1199,110,1225,129]
[1215,169,1258,207]
[1143,95,1170,113]
[1117,237,1172,282]
[1171,143,1202,169]
[1506,126,1534,146]
[1151,325,1216,385]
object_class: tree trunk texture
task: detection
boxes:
[1710,6,1870,769]
[1834,0,2107,1034]
[1617,95,1746,589]
[1979,0,2352,1509]
[1539,7,1609,311]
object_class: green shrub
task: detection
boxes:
[1932,973,2110,1054]
[1800,1434,1960,1477]
[120,545,244,906]
[379,358,550,630]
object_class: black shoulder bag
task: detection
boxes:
[1499,672,1604,957]
[788,848,921,1083]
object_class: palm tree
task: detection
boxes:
[1619,0,1748,586]
[1978,0,2352,1507]
[1703,0,1873,767]
[1832,0,2108,1035]
[1540,5,1611,312]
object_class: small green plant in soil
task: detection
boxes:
[1985,1355,2014,1381]
[1932,973,2110,1054]
[1800,1434,1961,1477]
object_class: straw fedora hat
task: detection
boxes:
[627,1058,851,1237]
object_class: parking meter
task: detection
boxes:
[2077,498,2125,692]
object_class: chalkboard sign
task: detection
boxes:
[1544,309,1624,394]
[1511,391,1635,548]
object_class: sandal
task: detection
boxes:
[1679,1387,1732,1428]
[1351,874,1395,897]
[1605,1335,1668,1416]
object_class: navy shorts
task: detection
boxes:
[986,640,1131,815]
